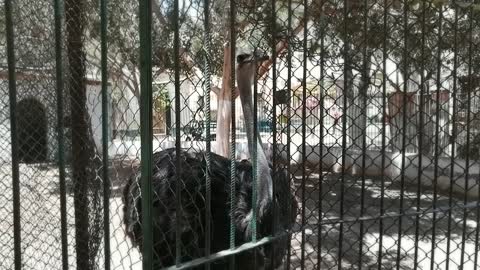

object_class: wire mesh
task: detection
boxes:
[1,0,480,269]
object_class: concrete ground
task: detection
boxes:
[0,161,478,270]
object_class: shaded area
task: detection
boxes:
[41,158,480,269]
[17,98,47,163]
[288,166,479,270]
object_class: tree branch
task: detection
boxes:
[152,0,167,25]
[258,19,306,79]
[211,86,221,96]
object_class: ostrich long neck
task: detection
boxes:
[237,70,273,217]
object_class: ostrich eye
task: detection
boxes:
[237,53,252,64]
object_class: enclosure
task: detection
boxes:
[1,0,480,269]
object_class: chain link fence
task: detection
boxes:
[1,0,480,269]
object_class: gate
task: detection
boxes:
[1,0,480,269]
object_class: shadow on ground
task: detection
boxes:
[287,165,479,270]
[44,158,480,270]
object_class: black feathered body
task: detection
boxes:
[123,148,297,269]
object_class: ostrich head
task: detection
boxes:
[236,50,273,220]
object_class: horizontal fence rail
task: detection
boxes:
[1,0,479,269]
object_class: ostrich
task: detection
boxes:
[123,50,298,269]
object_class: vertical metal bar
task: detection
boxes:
[413,1,427,268]
[229,1,236,268]
[300,0,308,268]
[253,70,258,246]
[377,0,388,268]
[475,91,480,270]
[475,9,480,260]
[445,5,459,270]
[202,1,212,268]
[459,7,474,269]
[475,14,480,265]
[139,0,154,268]
[173,0,182,266]
[395,1,409,268]
[252,22,259,269]
[357,0,369,267]
[339,0,349,268]
[430,5,444,270]
[316,1,326,268]
[269,0,277,267]
[100,0,111,268]
[4,1,21,269]
[53,0,69,268]
[285,0,293,268]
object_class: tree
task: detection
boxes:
[84,0,479,160]
[84,0,306,157]
[306,0,480,156]
[66,0,103,269]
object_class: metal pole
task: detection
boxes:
[229,2,237,269]
[138,0,154,268]
[53,0,69,267]
[100,0,111,268]
[4,0,22,269]
[173,0,182,266]
[203,1,212,268]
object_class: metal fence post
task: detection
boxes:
[100,0,111,268]
[229,2,237,269]
[139,0,153,268]
[53,0,69,268]
[4,0,21,269]
[173,0,182,266]
[203,0,212,268]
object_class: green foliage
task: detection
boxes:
[153,84,170,110]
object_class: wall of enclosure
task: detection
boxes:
[1,0,480,269]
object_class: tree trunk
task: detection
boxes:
[348,49,374,150]
[65,0,97,268]
[388,65,419,154]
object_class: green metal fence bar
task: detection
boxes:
[317,1,326,267]
[269,0,277,267]
[300,0,308,267]
[173,0,182,266]
[228,1,236,268]
[285,0,293,268]
[251,30,259,269]
[100,0,111,268]
[357,1,369,267]
[202,0,212,268]
[395,1,410,268]
[320,201,480,225]
[53,0,69,268]
[475,7,480,260]
[252,42,259,253]
[445,6,460,269]
[429,5,444,269]
[164,231,290,270]
[4,0,21,269]
[459,7,474,269]
[138,0,154,268]
[339,0,349,267]
[376,1,388,268]
[413,1,427,268]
